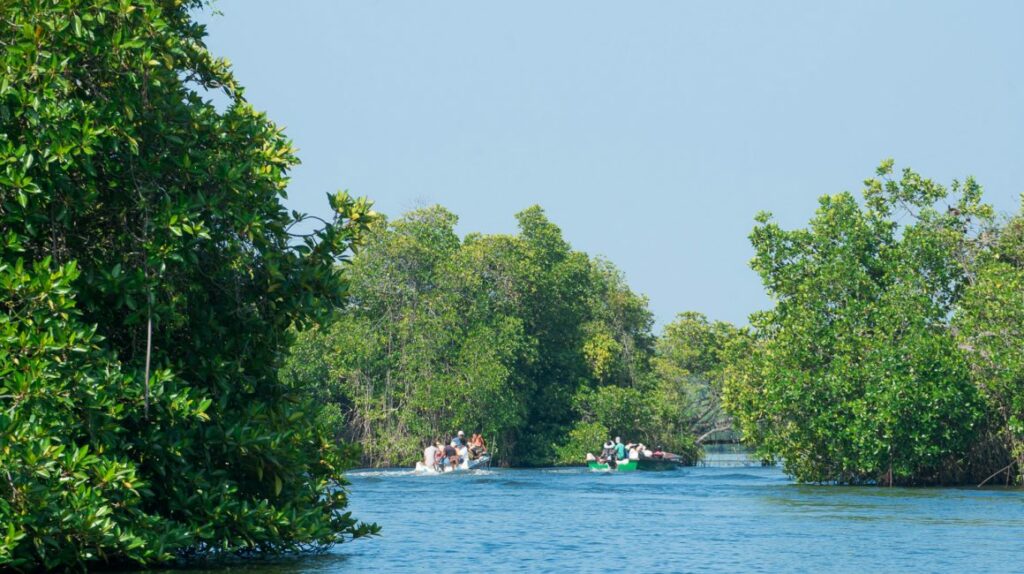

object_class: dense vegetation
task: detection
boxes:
[283,206,739,467]
[2,1,1020,569]
[725,161,1024,486]
[282,165,1022,485]
[0,0,376,569]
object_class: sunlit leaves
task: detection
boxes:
[955,212,1024,478]
[726,162,1006,486]
[283,205,671,467]
[0,0,376,567]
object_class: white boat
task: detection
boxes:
[415,454,491,474]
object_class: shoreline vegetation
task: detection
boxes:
[281,205,738,470]
[727,163,1024,488]
[286,168,1024,489]
[2,0,1023,570]
[0,0,379,569]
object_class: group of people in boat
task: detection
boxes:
[586,436,669,466]
[422,430,488,471]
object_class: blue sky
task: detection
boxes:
[200,1,1023,328]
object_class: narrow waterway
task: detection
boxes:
[176,465,1024,573]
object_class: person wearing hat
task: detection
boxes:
[600,440,617,462]
[451,430,466,448]
[600,440,619,469]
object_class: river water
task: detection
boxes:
[182,465,1024,573]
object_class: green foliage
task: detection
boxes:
[725,162,1004,485]
[558,311,743,466]
[553,421,609,465]
[284,205,714,467]
[649,312,745,448]
[574,386,653,442]
[284,207,531,465]
[0,0,376,568]
[954,208,1024,481]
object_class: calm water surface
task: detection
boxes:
[189,465,1024,573]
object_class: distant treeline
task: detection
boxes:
[283,206,741,467]
[724,161,1024,486]
[287,163,1024,487]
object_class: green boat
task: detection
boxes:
[587,459,639,472]
[587,456,683,472]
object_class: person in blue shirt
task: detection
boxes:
[451,430,466,447]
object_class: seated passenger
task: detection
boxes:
[469,433,487,458]
[600,440,617,462]
[423,442,439,469]
[443,443,459,467]
[614,437,626,461]
[452,430,466,448]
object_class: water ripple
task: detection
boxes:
[157,466,1024,573]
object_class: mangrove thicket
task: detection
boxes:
[0,0,376,569]
[725,162,1024,486]
[282,206,740,467]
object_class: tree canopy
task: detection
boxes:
[0,0,376,568]
[725,161,1023,486]
[6,1,1020,567]
[283,206,730,467]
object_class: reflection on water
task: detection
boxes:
[154,466,1024,573]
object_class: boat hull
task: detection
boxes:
[587,457,682,472]
[415,455,491,474]
[636,457,682,471]
[587,459,638,472]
